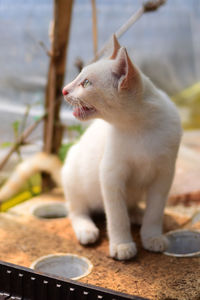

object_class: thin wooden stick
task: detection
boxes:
[91,0,98,60]
[0,115,45,171]
[42,0,74,190]
[89,0,166,64]
[43,0,74,155]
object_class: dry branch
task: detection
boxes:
[0,115,45,171]
[143,0,166,12]
[74,57,84,73]
[89,0,166,63]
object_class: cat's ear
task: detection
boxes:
[113,47,138,90]
[110,34,121,59]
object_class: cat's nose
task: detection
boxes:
[62,88,69,96]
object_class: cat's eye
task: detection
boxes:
[81,79,91,88]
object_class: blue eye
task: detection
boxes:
[81,79,91,88]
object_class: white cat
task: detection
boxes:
[0,36,182,260]
[61,36,182,260]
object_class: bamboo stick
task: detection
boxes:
[42,0,74,189]
[43,0,74,155]
[91,0,98,60]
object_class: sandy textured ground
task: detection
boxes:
[0,193,199,300]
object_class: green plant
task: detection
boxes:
[0,102,42,196]
[58,124,85,162]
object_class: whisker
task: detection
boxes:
[63,94,96,120]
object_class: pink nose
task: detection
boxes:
[62,88,69,96]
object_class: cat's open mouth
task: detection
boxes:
[64,95,97,120]
[73,104,97,120]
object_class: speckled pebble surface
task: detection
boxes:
[0,193,199,300]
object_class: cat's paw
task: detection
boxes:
[142,235,169,252]
[110,242,137,260]
[76,226,99,245]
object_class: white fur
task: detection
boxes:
[62,47,182,260]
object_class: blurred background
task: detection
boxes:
[0,0,199,154]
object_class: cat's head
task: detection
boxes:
[62,35,142,123]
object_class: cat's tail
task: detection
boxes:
[0,152,62,202]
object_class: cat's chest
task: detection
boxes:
[107,129,157,183]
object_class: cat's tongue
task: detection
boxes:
[73,107,81,118]
[73,106,90,118]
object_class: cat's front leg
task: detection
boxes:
[140,168,174,252]
[62,163,99,245]
[70,212,99,245]
[100,162,137,260]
